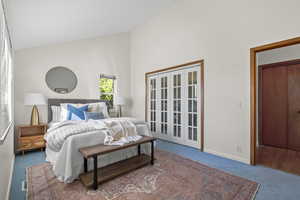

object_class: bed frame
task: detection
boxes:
[47,98,107,123]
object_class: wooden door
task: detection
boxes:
[261,66,288,148]
[288,64,300,151]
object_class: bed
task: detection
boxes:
[45,98,151,183]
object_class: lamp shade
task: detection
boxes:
[24,93,47,106]
[114,96,126,106]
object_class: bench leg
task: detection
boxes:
[84,158,88,173]
[151,141,154,165]
[93,156,98,190]
[138,144,141,156]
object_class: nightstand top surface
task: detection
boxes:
[17,124,47,128]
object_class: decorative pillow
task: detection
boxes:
[51,106,61,122]
[87,102,109,118]
[60,103,85,121]
[67,104,89,120]
[84,112,105,120]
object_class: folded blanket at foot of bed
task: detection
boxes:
[102,118,142,145]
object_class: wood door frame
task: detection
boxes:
[250,37,300,165]
[145,60,204,151]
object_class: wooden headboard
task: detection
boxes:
[47,98,107,123]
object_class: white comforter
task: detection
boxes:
[45,120,107,152]
[45,118,152,183]
[45,119,142,152]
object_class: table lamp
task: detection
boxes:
[24,93,47,125]
[114,96,125,117]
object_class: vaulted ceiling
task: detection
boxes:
[6,0,176,50]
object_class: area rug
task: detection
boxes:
[27,150,259,200]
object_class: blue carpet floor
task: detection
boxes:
[10,140,300,200]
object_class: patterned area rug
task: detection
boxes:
[27,150,259,200]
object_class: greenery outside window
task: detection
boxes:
[99,74,116,108]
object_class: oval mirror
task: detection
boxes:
[45,66,78,94]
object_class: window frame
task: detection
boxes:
[0,0,13,145]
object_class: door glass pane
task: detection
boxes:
[173,100,176,111]
[173,126,177,136]
[165,124,167,133]
[193,71,197,84]
[174,113,177,123]
[188,127,192,140]
[188,100,192,112]
[173,75,176,86]
[188,86,192,98]
[174,88,177,98]
[188,72,192,84]
[193,114,197,126]
[193,128,197,141]
[188,114,192,126]
[193,100,197,112]
[192,86,196,98]
[165,100,168,111]
[165,89,168,98]
[178,126,181,137]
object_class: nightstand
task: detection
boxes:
[17,124,47,155]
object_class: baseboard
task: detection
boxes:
[204,148,250,164]
[6,155,15,200]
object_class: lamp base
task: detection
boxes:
[31,105,40,126]
[118,105,122,118]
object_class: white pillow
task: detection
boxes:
[51,106,61,122]
[87,102,109,118]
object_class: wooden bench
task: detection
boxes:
[79,136,156,190]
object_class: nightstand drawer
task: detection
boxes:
[18,135,45,151]
[32,135,45,146]
[19,126,46,137]
[19,138,32,149]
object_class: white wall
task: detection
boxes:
[15,32,131,125]
[130,0,300,163]
[257,43,300,65]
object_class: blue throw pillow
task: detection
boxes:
[67,104,89,120]
[84,112,105,120]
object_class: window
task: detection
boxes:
[0,1,13,144]
[99,74,116,108]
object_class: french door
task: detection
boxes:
[147,64,202,149]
